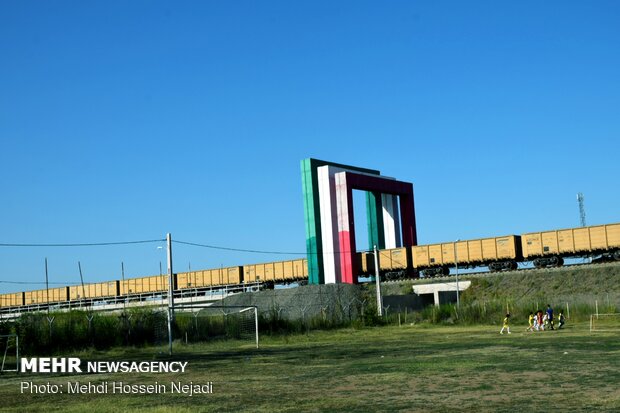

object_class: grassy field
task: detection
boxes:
[1,321,619,412]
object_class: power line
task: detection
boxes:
[173,239,373,256]
[0,239,165,247]
[0,236,379,256]
[0,280,75,285]
[173,240,306,255]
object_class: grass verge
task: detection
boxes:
[0,322,618,412]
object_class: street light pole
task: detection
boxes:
[166,233,174,355]
[374,245,382,317]
[454,239,460,307]
[167,233,174,315]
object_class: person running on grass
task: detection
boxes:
[526,312,534,332]
[546,304,555,330]
[558,310,566,329]
[500,313,511,334]
[537,310,545,331]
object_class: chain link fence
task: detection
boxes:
[5,281,614,355]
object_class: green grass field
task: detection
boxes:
[1,322,618,412]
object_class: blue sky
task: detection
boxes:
[1,1,619,292]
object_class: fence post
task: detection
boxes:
[607,293,610,310]
[87,313,94,346]
[254,307,259,348]
[47,316,55,348]
[300,307,308,333]
[596,300,599,319]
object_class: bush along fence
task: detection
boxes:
[1,288,618,355]
[376,297,619,327]
[3,309,168,355]
[0,293,383,355]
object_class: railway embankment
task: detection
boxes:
[460,261,620,306]
[381,261,620,309]
[222,262,620,322]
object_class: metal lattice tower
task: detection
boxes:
[577,192,586,227]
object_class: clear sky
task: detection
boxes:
[1,1,619,293]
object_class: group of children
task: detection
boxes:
[500,304,566,334]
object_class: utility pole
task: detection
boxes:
[78,261,86,304]
[45,258,54,341]
[121,262,127,311]
[45,258,50,315]
[167,233,174,355]
[454,240,460,307]
[374,245,382,317]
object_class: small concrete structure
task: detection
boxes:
[412,281,471,306]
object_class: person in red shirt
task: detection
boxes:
[537,310,544,331]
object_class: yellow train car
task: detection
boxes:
[522,223,620,267]
[357,252,371,274]
[69,281,119,301]
[120,274,168,295]
[215,266,242,285]
[177,266,243,289]
[358,247,410,275]
[24,287,69,305]
[176,270,205,289]
[0,292,23,308]
[412,235,521,275]
[243,262,275,283]
[274,259,308,281]
[243,259,306,283]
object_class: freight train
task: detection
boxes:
[360,222,620,277]
[1,222,619,309]
[0,259,309,309]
